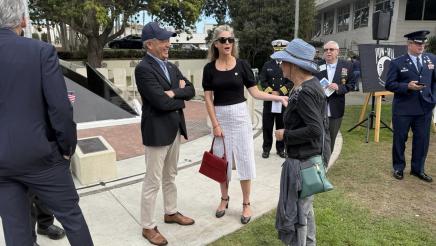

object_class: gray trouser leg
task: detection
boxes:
[296,196,316,246]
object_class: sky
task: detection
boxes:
[138,12,217,34]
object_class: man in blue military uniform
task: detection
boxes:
[386,30,435,182]
[259,39,293,159]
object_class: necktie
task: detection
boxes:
[162,62,171,82]
[417,57,423,72]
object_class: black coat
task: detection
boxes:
[315,59,356,119]
[135,54,195,146]
[283,78,330,161]
[0,28,76,176]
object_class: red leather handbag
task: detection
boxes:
[199,137,228,183]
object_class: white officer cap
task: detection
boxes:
[271,39,289,51]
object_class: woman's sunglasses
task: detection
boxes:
[216,37,235,44]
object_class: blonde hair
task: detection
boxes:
[207,24,239,61]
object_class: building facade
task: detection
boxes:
[313,0,436,53]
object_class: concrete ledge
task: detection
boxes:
[72,136,117,185]
[327,131,343,171]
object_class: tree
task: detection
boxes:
[228,0,316,69]
[202,0,228,25]
[29,0,205,67]
[427,36,436,54]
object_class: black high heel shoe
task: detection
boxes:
[215,196,230,218]
[240,202,251,224]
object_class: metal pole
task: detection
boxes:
[294,0,299,38]
[23,0,32,38]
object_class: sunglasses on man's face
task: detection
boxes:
[216,37,235,44]
[323,48,337,52]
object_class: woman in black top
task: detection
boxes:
[272,38,330,245]
[202,25,287,224]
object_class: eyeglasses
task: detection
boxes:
[323,48,337,52]
[216,37,235,44]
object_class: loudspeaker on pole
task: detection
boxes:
[372,11,392,40]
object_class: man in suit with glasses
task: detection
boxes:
[315,41,356,153]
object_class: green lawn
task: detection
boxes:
[210,105,436,246]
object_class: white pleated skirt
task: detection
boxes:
[213,102,256,181]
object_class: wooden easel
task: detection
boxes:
[349,91,393,143]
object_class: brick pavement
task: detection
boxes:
[78,100,209,160]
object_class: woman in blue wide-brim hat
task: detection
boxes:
[273,38,331,245]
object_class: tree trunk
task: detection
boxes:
[59,23,69,51]
[87,36,104,68]
[46,21,52,44]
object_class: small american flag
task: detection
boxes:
[67,91,76,104]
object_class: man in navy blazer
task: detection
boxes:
[135,22,196,246]
[0,1,93,245]
[386,30,435,182]
[315,41,356,152]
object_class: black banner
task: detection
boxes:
[359,44,407,93]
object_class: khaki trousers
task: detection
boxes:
[141,131,180,229]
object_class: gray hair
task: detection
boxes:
[208,24,239,61]
[0,0,25,29]
[323,40,340,49]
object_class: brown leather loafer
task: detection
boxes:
[164,212,195,225]
[142,227,168,246]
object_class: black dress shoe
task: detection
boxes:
[410,172,433,183]
[262,151,269,158]
[37,225,66,240]
[392,170,404,180]
[277,151,287,158]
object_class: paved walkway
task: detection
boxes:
[0,97,346,246]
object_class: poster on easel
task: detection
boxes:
[359,44,407,93]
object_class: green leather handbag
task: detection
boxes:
[299,155,333,199]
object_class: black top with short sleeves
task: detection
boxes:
[202,59,257,106]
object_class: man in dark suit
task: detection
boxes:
[259,39,292,159]
[0,1,93,245]
[315,41,356,151]
[386,30,435,182]
[135,22,196,246]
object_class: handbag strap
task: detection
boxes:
[210,136,227,160]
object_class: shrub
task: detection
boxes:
[41,33,48,42]
[58,49,208,60]
[32,33,40,40]
[427,36,436,54]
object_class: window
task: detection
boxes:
[337,5,350,32]
[323,10,334,35]
[424,0,436,20]
[353,0,369,29]
[374,0,391,12]
[406,0,436,20]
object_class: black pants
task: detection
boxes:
[262,109,285,153]
[0,161,93,246]
[392,112,432,173]
[30,193,55,241]
[328,117,343,152]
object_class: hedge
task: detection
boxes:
[58,49,208,60]
[427,36,436,54]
